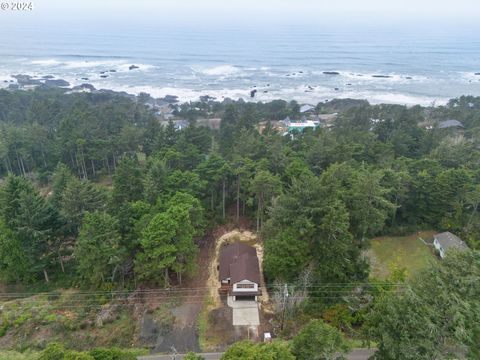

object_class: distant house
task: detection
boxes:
[433,232,469,259]
[173,120,190,131]
[300,104,316,113]
[219,243,261,302]
[438,119,464,130]
[196,118,222,130]
[159,119,190,131]
[280,116,318,133]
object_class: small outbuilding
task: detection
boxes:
[433,231,469,259]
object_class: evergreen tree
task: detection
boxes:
[0,174,60,282]
[366,250,480,359]
[74,211,123,287]
[60,177,106,234]
[0,219,29,282]
[250,169,282,231]
[112,155,144,205]
[135,194,200,285]
[219,105,239,155]
[144,156,168,205]
[291,319,351,360]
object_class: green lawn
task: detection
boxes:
[0,350,40,360]
[369,231,437,279]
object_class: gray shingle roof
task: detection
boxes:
[434,232,469,251]
[438,119,464,129]
[300,104,315,113]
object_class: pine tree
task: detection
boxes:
[74,211,123,287]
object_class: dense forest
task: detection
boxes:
[0,88,479,358]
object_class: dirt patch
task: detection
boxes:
[200,228,272,350]
[206,229,269,308]
[205,307,236,348]
[138,307,200,354]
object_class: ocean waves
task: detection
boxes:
[29,59,156,72]
[1,56,479,107]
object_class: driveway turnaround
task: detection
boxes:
[227,297,260,326]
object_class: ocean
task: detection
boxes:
[1,21,480,106]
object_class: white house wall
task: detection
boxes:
[233,279,258,292]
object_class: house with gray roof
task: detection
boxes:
[438,119,464,130]
[300,104,316,113]
[173,120,190,131]
[433,232,469,259]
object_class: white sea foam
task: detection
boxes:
[30,59,63,66]
[354,92,446,106]
[30,59,155,72]
[459,71,480,83]
[89,81,446,107]
[193,65,244,77]
[96,84,250,103]
[0,58,462,108]
[311,70,429,83]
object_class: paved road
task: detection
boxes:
[347,349,376,359]
[139,353,223,360]
[138,348,376,360]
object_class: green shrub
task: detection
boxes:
[13,312,31,327]
[291,319,351,360]
[42,314,58,324]
[89,347,147,360]
[64,351,94,360]
[39,343,66,360]
[221,341,294,360]
[184,352,205,360]
[89,348,123,360]
[0,319,9,337]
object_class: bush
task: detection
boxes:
[322,304,354,332]
[291,319,350,360]
[0,319,9,337]
[89,347,147,360]
[39,343,66,360]
[221,340,294,360]
[39,344,147,360]
[64,351,94,360]
[184,352,205,360]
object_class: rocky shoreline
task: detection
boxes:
[2,73,184,106]
[3,68,478,107]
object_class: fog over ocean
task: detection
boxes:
[1,21,480,105]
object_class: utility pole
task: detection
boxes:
[169,345,178,360]
[280,284,289,331]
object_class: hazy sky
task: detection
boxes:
[3,0,480,29]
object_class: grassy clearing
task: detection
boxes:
[346,338,377,348]
[369,231,437,279]
[197,295,216,351]
[0,289,140,351]
[0,350,40,360]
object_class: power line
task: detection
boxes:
[0,283,407,297]
[0,290,405,303]
[0,287,405,298]
[1,293,406,309]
